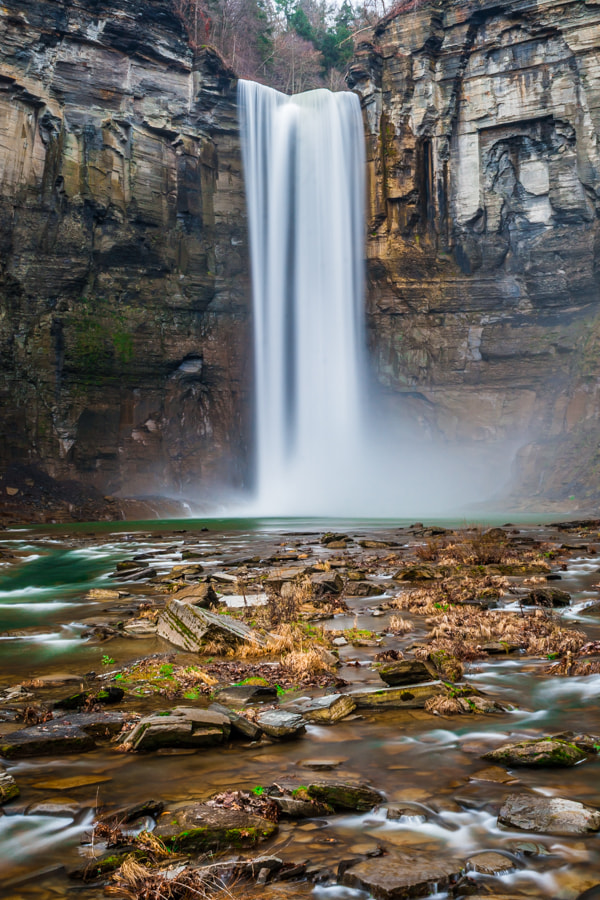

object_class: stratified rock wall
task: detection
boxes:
[349,0,600,504]
[0,0,250,503]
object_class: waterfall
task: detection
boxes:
[238,79,367,516]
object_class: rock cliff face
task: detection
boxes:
[0,0,250,515]
[350,0,600,505]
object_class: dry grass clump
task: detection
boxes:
[423,608,586,659]
[390,574,508,616]
[385,615,413,635]
[282,648,335,678]
[545,657,600,676]
[424,695,464,716]
[107,857,237,900]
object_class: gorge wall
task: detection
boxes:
[0,0,250,519]
[350,0,600,506]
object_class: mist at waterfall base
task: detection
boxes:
[215,80,517,519]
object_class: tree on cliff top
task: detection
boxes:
[171,0,375,92]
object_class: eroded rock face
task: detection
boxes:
[349,0,600,504]
[0,0,250,510]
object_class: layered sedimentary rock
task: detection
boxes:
[0,0,250,515]
[349,0,600,504]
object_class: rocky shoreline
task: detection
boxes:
[1,520,600,899]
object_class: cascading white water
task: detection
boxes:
[238,79,367,516]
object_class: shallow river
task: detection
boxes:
[1,518,599,900]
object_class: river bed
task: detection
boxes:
[1,518,600,900]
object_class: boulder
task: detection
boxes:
[307,781,384,811]
[157,599,268,652]
[120,707,230,752]
[484,739,587,767]
[0,767,19,804]
[168,564,204,578]
[213,685,278,707]
[209,702,263,740]
[524,588,571,607]
[345,581,384,597]
[54,686,124,710]
[349,682,444,709]
[393,566,438,582]
[310,572,344,595]
[296,694,356,724]
[154,804,277,851]
[171,584,219,607]
[377,660,434,686]
[498,793,600,835]
[341,851,463,899]
[257,710,306,739]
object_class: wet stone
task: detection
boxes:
[120,707,230,752]
[209,701,263,740]
[484,738,587,767]
[349,682,444,709]
[214,685,278,707]
[0,766,19,803]
[157,599,268,652]
[341,851,463,899]
[310,572,344,595]
[524,587,571,607]
[171,584,219,607]
[154,803,278,851]
[296,693,356,724]
[307,781,384,811]
[467,852,517,875]
[0,723,96,758]
[377,660,434,687]
[345,581,384,597]
[498,793,600,835]
[257,710,306,739]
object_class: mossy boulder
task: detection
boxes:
[377,659,434,686]
[307,781,384,811]
[0,767,19,804]
[154,804,278,852]
[484,739,587,767]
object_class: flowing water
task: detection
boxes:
[1,520,600,900]
[238,80,367,517]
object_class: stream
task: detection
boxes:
[1,518,599,900]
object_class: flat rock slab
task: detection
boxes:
[378,660,434,687]
[349,682,444,709]
[484,739,587,767]
[467,852,516,875]
[341,851,463,899]
[297,694,356,724]
[257,710,306,739]
[499,793,600,835]
[307,781,383,811]
[121,707,230,752]
[0,723,96,758]
[155,804,277,851]
[214,685,278,707]
[157,599,267,652]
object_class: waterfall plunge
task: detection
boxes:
[238,80,369,517]
[236,80,512,518]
